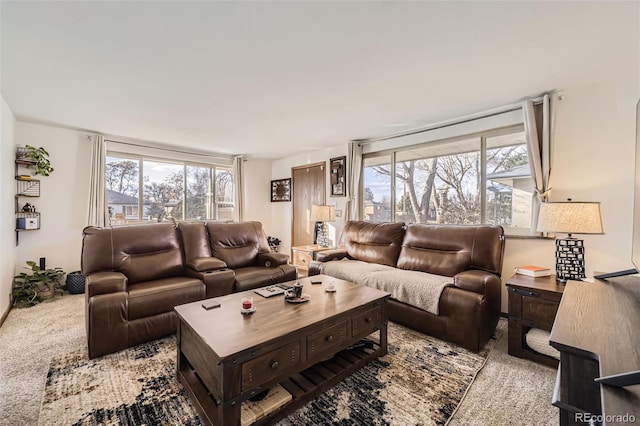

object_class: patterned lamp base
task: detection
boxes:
[555,237,585,282]
[316,222,330,247]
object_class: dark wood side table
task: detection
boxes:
[506,274,564,367]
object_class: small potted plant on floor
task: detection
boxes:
[11,261,65,307]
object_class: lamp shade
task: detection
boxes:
[536,201,604,235]
[310,204,335,222]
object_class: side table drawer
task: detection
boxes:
[352,306,382,337]
[307,321,348,359]
[242,341,300,391]
[522,296,559,331]
[293,251,312,269]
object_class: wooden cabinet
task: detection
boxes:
[506,274,564,367]
[550,277,640,425]
[291,245,334,274]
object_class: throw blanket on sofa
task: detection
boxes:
[320,260,453,315]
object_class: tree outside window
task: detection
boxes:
[361,128,533,235]
[105,155,233,223]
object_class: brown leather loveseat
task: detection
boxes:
[308,221,505,351]
[82,221,295,358]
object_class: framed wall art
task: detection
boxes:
[330,156,346,197]
[271,178,292,202]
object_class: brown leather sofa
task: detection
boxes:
[81,221,296,358]
[308,221,505,351]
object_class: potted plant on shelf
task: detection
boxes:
[11,261,65,307]
[23,145,54,176]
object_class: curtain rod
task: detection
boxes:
[105,138,233,161]
[354,93,554,145]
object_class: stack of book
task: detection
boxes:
[515,265,551,277]
[240,384,292,426]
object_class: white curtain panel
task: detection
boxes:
[523,93,557,232]
[345,141,363,221]
[233,155,245,222]
[87,134,108,227]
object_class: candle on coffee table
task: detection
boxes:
[241,297,253,310]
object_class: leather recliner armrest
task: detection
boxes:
[86,271,127,297]
[257,252,289,267]
[453,270,501,296]
[316,249,350,262]
[187,256,227,272]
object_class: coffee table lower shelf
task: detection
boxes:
[178,343,383,426]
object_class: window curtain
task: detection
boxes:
[233,155,245,222]
[523,93,556,231]
[345,141,363,221]
[87,134,108,227]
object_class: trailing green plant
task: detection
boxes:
[25,145,54,176]
[12,261,65,307]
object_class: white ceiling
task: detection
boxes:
[1,1,638,159]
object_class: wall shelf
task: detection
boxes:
[15,158,41,245]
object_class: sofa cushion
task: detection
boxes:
[321,259,452,315]
[343,221,406,267]
[190,257,227,272]
[207,222,270,269]
[113,223,184,284]
[397,224,504,276]
[362,269,451,315]
[128,277,204,320]
[82,223,184,283]
[234,266,295,292]
[320,259,395,283]
[178,222,212,267]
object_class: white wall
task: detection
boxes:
[270,146,348,257]
[498,74,639,312]
[243,157,273,231]
[5,74,638,316]
[1,96,17,319]
[14,122,92,274]
[268,73,639,313]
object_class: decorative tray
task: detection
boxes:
[285,294,311,304]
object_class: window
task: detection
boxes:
[361,126,533,235]
[362,156,392,222]
[125,205,138,217]
[106,155,234,224]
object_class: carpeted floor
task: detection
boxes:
[0,294,558,426]
[39,321,497,425]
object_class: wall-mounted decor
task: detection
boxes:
[330,156,346,197]
[271,178,292,202]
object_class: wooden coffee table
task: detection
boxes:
[174,275,389,426]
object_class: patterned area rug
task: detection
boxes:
[39,323,502,426]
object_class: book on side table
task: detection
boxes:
[515,265,551,277]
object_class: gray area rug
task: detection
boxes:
[39,322,499,425]
[0,294,557,426]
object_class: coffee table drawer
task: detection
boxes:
[307,321,348,359]
[242,341,301,391]
[352,306,382,336]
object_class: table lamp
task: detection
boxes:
[310,204,335,247]
[536,200,604,282]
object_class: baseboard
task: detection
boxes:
[0,303,11,327]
